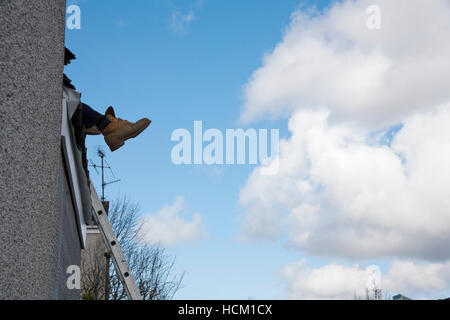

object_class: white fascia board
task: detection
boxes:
[61,95,87,248]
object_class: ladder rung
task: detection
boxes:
[89,179,142,300]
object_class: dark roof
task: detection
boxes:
[65,47,76,61]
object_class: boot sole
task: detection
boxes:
[107,139,125,152]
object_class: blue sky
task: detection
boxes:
[65,0,334,299]
[65,0,450,300]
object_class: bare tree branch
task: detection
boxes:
[81,196,184,300]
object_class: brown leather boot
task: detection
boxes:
[102,106,151,152]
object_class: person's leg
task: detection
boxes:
[81,103,111,132]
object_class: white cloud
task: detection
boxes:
[383,260,450,299]
[239,0,450,262]
[283,260,450,300]
[283,260,372,299]
[171,10,195,33]
[238,0,450,298]
[138,197,206,247]
[240,0,450,128]
[240,107,450,260]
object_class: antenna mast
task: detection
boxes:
[89,146,121,201]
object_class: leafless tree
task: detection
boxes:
[80,236,109,300]
[354,287,391,300]
[81,197,184,300]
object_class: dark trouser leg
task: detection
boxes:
[81,103,111,132]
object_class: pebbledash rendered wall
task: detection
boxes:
[0,0,81,299]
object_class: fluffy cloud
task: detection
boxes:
[138,197,206,247]
[283,260,450,300]
[382,260,450,299]
[241,0,450,128]
[239,0,450,298]
[239,0,450,261]
[283,261,376,300]
[240,107,450,260]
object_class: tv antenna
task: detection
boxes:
[89,146,121,201]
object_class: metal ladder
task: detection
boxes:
[89,179,142,300]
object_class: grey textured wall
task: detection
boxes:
[52,156,82,300]
[0,0,67,299]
